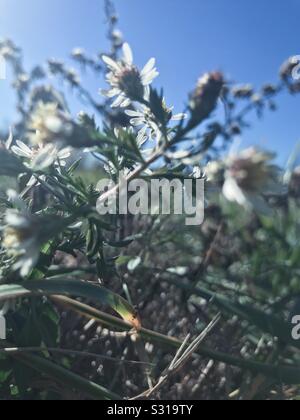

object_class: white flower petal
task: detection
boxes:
[26,175,40,188]
[5,128,14,150]
[125,110,144,118]
[130,118,145,127]
[102,55,121,71]
[142,70,159,85]
[16,140,32,155]
[138,125,148,137]
[11,146,31,158]
[44,116,65,133]
[137,127,148,146]
[18,253,39,277]
[141,58,156,77]
[143,86,151,101]
[120,98,131,108]
[122,43,133,65]
[111,95,127,108]
[5,212,30,229]
[223,177,248,207]
[33,153,56,170]
[58,147,72,160]
[101,88,121,98]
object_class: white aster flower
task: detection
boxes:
[126,100,187,147]
[2,193,68,277]
[12,140,71,170]
[28,102,73,147]
[222,148,282,214]
[101,43,159,107]
[126,106,161,146]
[2,209,41,277]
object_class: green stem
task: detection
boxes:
[1,341,121,400]
[54,296,300,385]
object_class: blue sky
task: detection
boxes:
[0,0,299,163]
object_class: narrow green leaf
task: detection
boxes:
[0,279,140,328]
[164,277,300,349]
[5,349,121,400]
[57,296,300,385]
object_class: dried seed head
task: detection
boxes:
[232,84,254,99]
[189,72,224,124]
[262,84,278,96]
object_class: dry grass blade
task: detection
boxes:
[131,313,221,400]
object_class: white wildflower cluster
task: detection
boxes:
[12,140,71,170]
[101,43,158,107]
[206,148,282,214]
[28,102,73,147]
[2,102,75,172]
[2,208,41,277]
[101,43,186,147]
[125,100,186,147]
[1,190,68,277]
[0,105,75,276]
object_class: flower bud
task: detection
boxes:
[232,84,253,99]
[71,48,86,61]
[189,72,224,125]
[262,84,278,96]
[2,207,73,277]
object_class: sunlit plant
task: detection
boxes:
[0,0,300,401]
